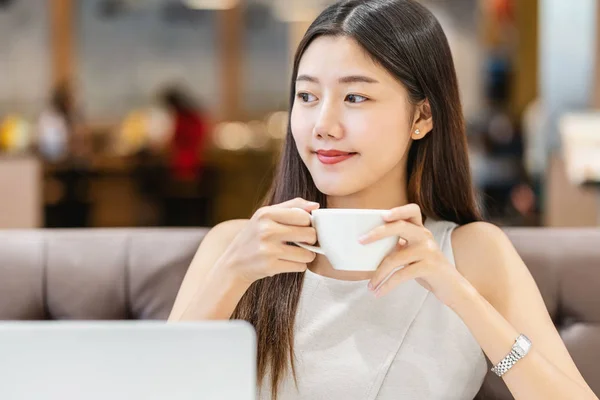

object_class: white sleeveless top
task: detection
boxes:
[259,218,488,400]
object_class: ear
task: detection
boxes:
[410,100,433,140]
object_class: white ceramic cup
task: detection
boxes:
[294,208,398,271]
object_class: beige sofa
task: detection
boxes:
[0,227,598,399]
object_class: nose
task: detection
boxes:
[313,102,343,140]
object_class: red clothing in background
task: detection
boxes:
[171,112,208,181]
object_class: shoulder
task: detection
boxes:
[193,218,250,270]
[451,221,508,251]
[450,221,521,300]
[169,219,249,320]
[208,219,249,238]
[201,219,249,250]
[186,219,250,279]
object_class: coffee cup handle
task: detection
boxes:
[291,207,325,255]
[294,241,325,255]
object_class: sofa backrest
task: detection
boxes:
[0,229,208,320]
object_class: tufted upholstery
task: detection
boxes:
[0,227,598,399]
[0,229,208,320]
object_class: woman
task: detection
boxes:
[169,1,597,399]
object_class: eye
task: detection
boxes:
[297,92,317,103]
[345,94,368,104]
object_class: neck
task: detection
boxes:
[326,163,408,210]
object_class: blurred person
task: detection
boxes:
[475,50,532,223]
[36,84,88,164]
[169,1,597,400]
[153,86,213,227]
[38,84,91,227]
[160,86,210,183]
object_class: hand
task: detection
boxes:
[221,198,319,284]
[359,204,469,306]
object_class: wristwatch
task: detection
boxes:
[491,334,532,377]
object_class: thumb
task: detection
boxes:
[274,197,320,212]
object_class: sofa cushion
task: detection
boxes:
[0,231,45,319]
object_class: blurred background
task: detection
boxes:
[0,0,599,229]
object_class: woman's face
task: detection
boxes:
[291,35,422,200]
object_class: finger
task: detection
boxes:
[273,260,309,275]
[368,245,421,290]
[374,263,423,298]
[272,197,320,212]
[360,219,425,245]
[278,244,317,263]
[382,203,422,225]
[258,207,313,227]
[276,226,317,245]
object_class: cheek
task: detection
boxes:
[350,114,411,159]
[290,106,313,148]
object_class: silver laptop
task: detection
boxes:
[0,320,256,400]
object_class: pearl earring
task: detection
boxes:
[415,129,421,135]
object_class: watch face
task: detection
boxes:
[514,335,532,357]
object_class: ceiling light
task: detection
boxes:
[182,0,239,10]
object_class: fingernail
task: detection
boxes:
[358,234,369,243]
[374,289,382,298]
[367,282,374,291]
[399,238,407,246]
[383,210,393,220]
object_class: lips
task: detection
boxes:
[315,149,357,165]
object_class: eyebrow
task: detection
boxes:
[296,74,380,84]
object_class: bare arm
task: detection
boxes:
[169,220,250,321]
[168,198,320,322]
[453,222,597,400]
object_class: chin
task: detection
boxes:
[312,176,368,198]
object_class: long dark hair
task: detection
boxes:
[231,1,482,398]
